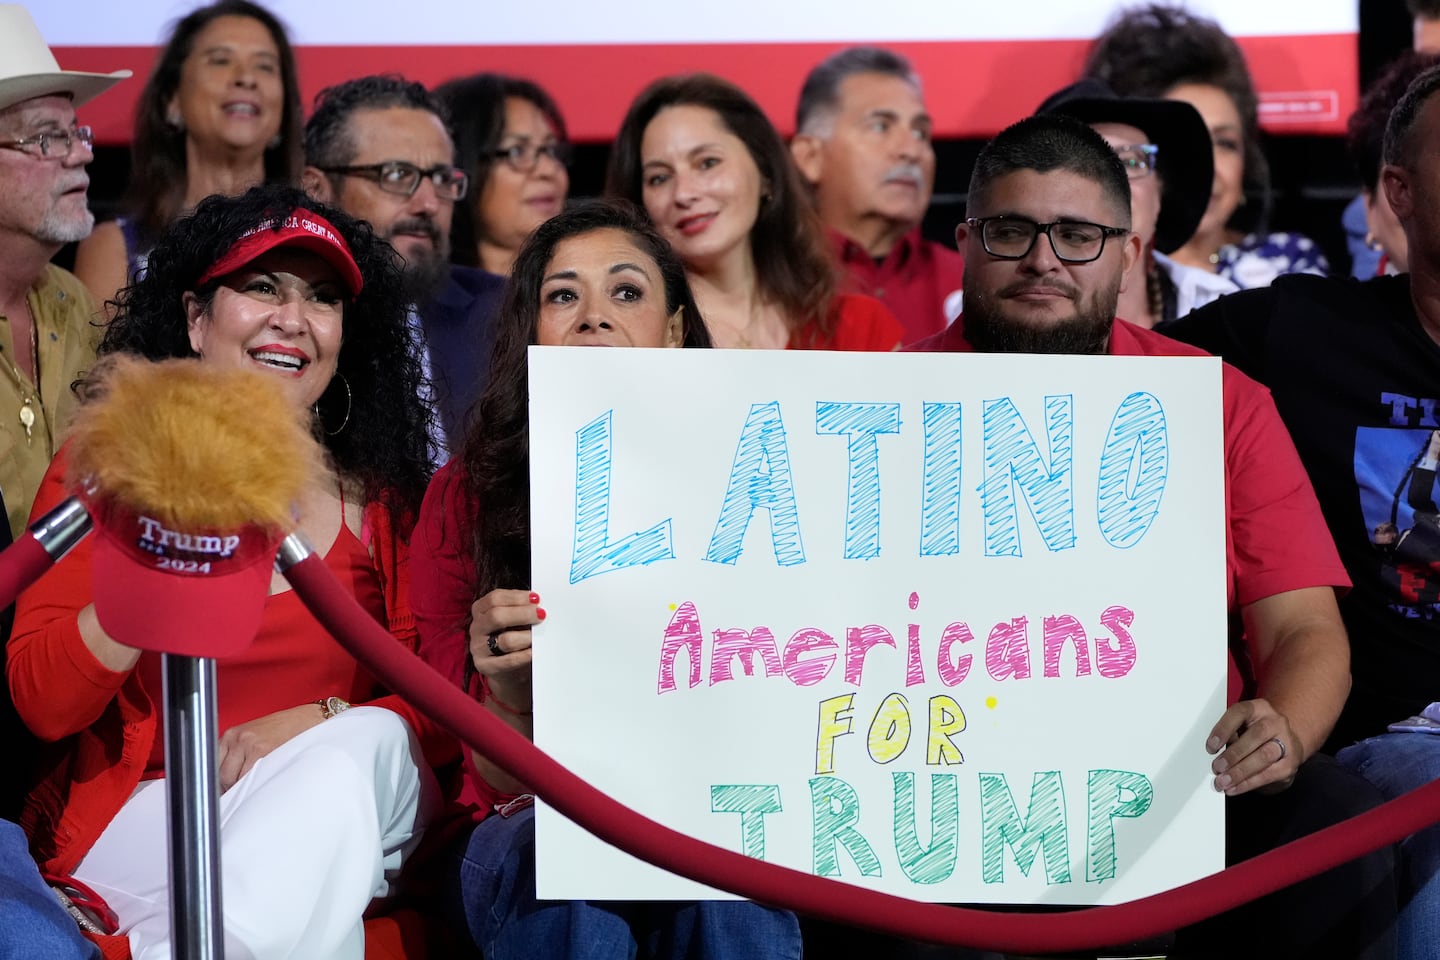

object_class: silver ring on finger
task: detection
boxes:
[487,632,503,657]
[1270,736,1287,761]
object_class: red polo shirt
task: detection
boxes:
[910,316,1350,706]
[830,227,964,346]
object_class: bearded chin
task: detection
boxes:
[963,282,1117,356]
[37,207,95,245]
[399,248,450,303]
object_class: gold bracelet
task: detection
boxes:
[316,696,351,720]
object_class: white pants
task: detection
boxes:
[73,706,437,960]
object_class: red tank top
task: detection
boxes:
[139,513,387,778]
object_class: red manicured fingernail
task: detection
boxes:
[529,592,541,604]
[536,607,547,621]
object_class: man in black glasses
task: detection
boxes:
[303,75,503,460]
[913,114,1396,959]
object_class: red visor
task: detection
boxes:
[85,496,283,658]
[197,210,363,297]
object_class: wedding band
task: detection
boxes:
[487,632,503,657]
[1271,736,1287,761]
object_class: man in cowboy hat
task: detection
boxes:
[0,4,128,542]
[1036,77,1237,328]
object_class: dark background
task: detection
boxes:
[60,2,1418,279]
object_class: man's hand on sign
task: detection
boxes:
[468,588,544,709]
[1206,697,1301,797]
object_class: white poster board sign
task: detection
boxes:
[528,348,1226,905]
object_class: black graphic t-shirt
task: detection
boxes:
[1164,273,1440,747]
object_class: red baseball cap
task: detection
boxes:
[197,209,364,297]
[86,496,283,658]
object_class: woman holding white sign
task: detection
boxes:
[410,198,803,960]
[607,73,903,352]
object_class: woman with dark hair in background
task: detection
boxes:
[1084,3,1329,289]
[607,73,902,350]
[434,72,569,277]
[73,0,303,314]
[410,198,802,959]
[9,184,446,960]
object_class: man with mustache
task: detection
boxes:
[0,6,126,543]
[303,75,503,460]
[914,113,1397,957]
[791,47,963,344]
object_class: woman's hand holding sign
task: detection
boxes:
[468,589,544,710]
[467,588,543,795]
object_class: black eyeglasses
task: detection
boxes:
[492,141,572,172]
[320,160,468,200]
[966,216,1130,264]
[0,124,93,159]
[1112,143,1158,180]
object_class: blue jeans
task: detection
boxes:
[457,805,802,960]
[0,818,98,960]
[1338,733,1440,960]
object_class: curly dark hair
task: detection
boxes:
[605,73,837,344]
[127,1,303,244]
[98,183,431,527]
[1083,3,1269,233]
[433,73,569,271]
[304,74,450,179]
[460,198,712,595]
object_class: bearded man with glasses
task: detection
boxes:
[912,112,1397,959]
[303,75,504,461]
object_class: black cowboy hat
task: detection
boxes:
[1036,78,1213,254]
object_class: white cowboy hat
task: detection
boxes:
[0,4,130,112]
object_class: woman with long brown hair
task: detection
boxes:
[608,74,901,351]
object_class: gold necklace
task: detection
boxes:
[0,300,39,445]
[0,300,40,446]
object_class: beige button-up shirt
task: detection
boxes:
[0,264,102,539]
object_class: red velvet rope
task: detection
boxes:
[285,554,1436,953]
[0,533,61,608]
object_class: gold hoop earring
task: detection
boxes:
[315,372,351,436]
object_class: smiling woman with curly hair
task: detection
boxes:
[8,182,450,960]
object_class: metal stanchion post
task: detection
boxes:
[162,653,225,960]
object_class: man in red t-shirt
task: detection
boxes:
[911,113,1396,958]
[790,47,963,345]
